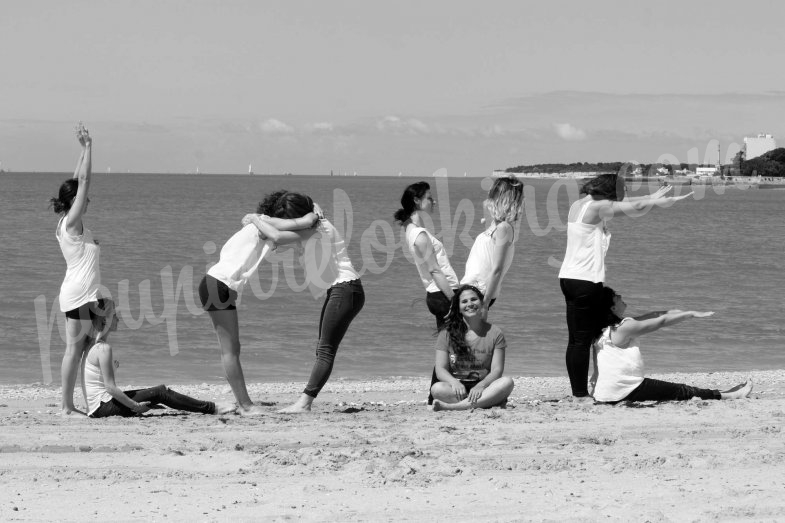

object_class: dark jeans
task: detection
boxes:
[560,278,604,397]
[623,378,721,402]
[89,384,216,418]
[426,291,452,330]
[303,279,365,397]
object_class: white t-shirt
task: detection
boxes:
[300,219,360,298]
[461,223,515,300]
[590,318,645,402]
[83,343,113,416]
[208,224,273,292]
[558,200,611,283]
[56,217,101,312]
[404,225,459,294]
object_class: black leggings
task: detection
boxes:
[623,378,721,402]
[560,278,604,397]
[90,384,216,418]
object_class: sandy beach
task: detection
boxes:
[1,370,784,522]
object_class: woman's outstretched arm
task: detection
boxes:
[65,124,92,234]
[614,310,715,345]
[94,343,150,414]
[598,191,694,220]
[624,184,673,202]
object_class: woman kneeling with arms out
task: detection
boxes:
[590,287,752,403]
[430,284,514,411]
[83,300,236,418]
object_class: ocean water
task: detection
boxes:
[1,172,783,386]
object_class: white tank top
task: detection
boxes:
[56,216,101,312]
[590,318,645,402]
[460,223,515,300]
[208,224,274,292]
[83,344,114,416]
[301,219,360,298]
[558,200,611,283]
[404,225,459,294]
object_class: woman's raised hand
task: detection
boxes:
[691,311,715,318]
[672,191,694,202]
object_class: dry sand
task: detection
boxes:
[1,370,784,522]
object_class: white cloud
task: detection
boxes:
[259,118,294,134]
[376,115,430,134]
[304,122,334,133]
[554,122,587,141]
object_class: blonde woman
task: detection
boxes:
[461,175,524,319]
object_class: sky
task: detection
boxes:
[1,0,784,176]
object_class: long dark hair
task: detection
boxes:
[257,190,314,218]
[49,179,79,214]
[439,284,485,358]
[580,173,625,201]
[593,286,622,342]
[394,181,430,225]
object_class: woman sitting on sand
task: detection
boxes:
[589,287,752,403]
[430,284,514,411]
[246,191,365,413]
[460,175,523,320]
[83,299,236,418]
[200,203,318,416]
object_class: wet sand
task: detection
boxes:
[1,370,784,521]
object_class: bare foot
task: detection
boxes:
[277,394,313,414]
[721,379,753,399]
[58,408,86,417]
[431,399,444,412]
[277,403,312,414]
[214,402,237,415]
[238,405,267,417]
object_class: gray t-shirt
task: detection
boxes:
[435,324,506,381]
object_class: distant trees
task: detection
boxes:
[738,148,785,178]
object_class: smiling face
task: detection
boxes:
[610,293,627,317]
[458,288,482,319]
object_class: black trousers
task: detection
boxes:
[560,278,604,397]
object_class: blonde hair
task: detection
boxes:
[485,176,524,223]
[90,298,117,342]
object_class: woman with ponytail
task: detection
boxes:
[395,181,459,328]
[430,284,514,411]
[49,123,100,416]
[395,182,459,405]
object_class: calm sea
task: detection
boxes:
[1,172,783,386]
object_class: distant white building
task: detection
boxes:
[744,133,776,160]
[696,166,719,177]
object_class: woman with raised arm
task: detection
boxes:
[559,173,693,399]
[199,202,318,416]
[246,190,364,413]
[430,284,514,411]
[83,299,236,418]
[589,287,752,403]
[49,123,99,415]
[461,175,523,320]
